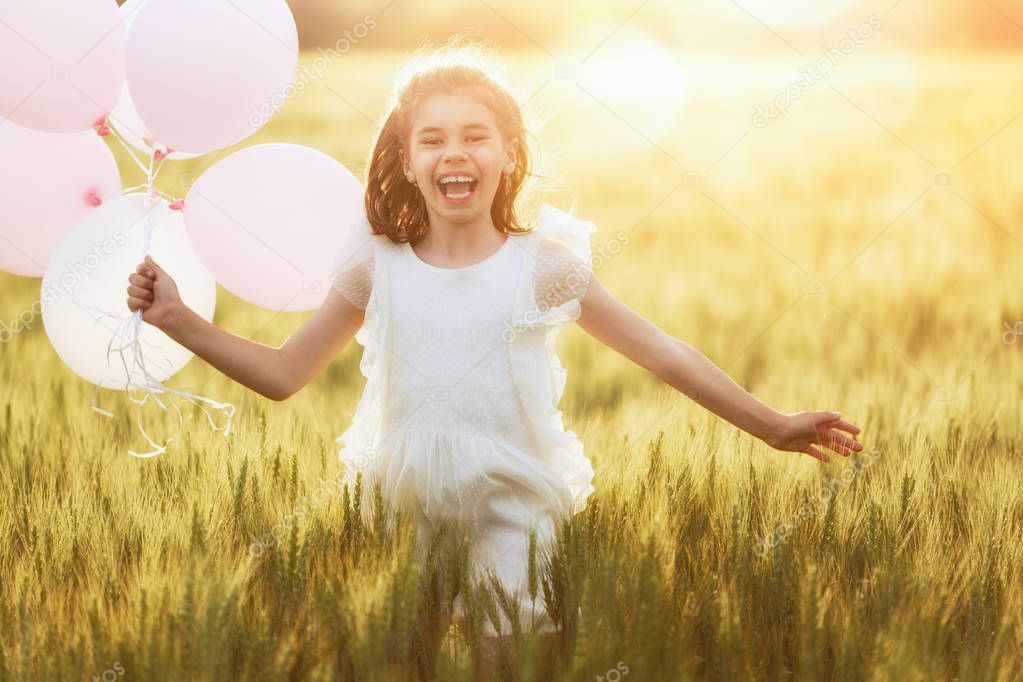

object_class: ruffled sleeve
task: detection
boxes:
[530,203,597,328]
[329,215,375,311]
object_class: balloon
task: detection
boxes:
[0,0,126,132]
[41,194,216,389]
[107,0,199,161]
[183,144,364,312]
[125,0,298,154]
[0,122,122,277]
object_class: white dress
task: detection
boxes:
[330,202,596,637]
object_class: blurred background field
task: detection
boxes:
[1,0,1022,680]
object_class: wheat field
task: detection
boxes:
[1,48,1022,681]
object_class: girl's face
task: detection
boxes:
[401,90,517,223]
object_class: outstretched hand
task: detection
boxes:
[766,411,863,462]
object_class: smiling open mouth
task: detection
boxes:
[436,176,478,201]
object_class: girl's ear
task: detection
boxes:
[399,148,415,181]
[504,138,518,171]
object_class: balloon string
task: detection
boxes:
[123,185,178,203]
[150,158,167,184]
[88,130,236,457]
[105,120,152,175]
[142,148,156,214]
[84,305,237,457]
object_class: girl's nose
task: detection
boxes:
[443,147,468,161]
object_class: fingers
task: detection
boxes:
[798,411,865,462]
[127,296,151,312]
[127,284,153,301]
[144,254,165,276]
[803,445,830,463]
[127,266,154,312]
[818,429,859,456]
[826,418,861,436]
[817,429,862,457]
[814,410,842,424]
[130,261,157,311]
[128,272,153,288]
[133,256,162,284]
[816,410,860,433]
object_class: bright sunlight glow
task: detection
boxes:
[734,0,857,32]
[567,26,690,144]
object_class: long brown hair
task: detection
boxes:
[363,36,546,244]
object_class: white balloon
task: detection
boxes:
[107,0,199,161]
[41,194,216,389]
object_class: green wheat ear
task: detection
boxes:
[898,471,915,525]
[372,481,387,543]
[819,488,838,558]
[288,452,299,505]
[189,501,206,554]
[231,455,249,521]
[527,528,538,602]
[353,471,363,532]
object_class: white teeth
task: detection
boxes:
[438,174,475,200]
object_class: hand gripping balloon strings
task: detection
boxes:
[84,118,236,458]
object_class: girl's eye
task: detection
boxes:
[422,136,487,145]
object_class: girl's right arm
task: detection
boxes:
[126,255,364,401]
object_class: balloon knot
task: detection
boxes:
[84,189,102,207]
[169,199,185,211]
[153,148,167,163]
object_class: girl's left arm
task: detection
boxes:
[575,276,863,462]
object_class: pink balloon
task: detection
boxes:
[125,0,298,154]
[107,0,200,161]
[0,0,126,132]
[183,144,364,312]
[0,123,122,277]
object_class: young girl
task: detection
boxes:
[125,41,862,670]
